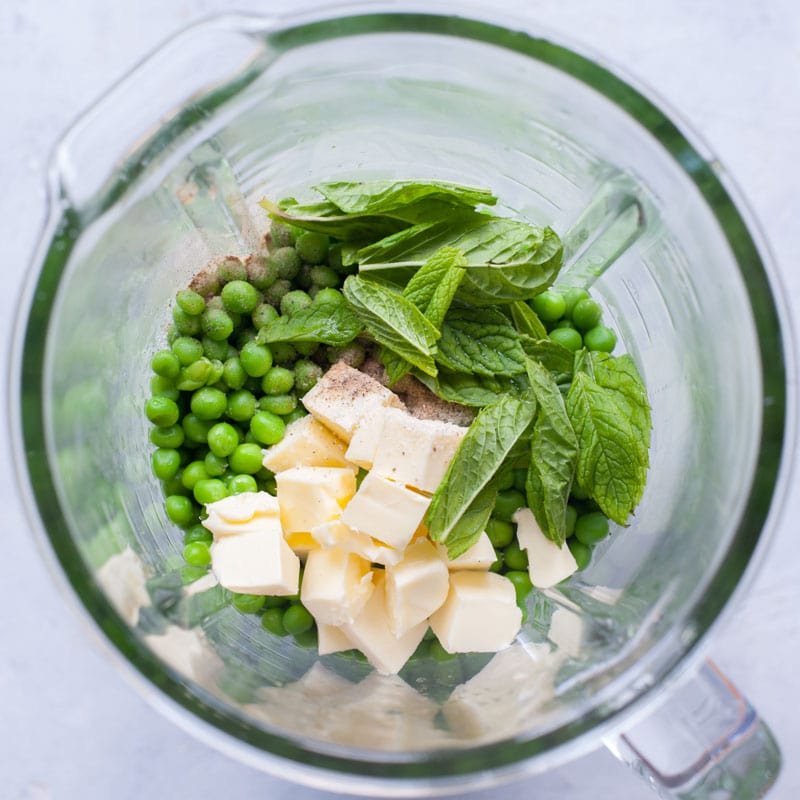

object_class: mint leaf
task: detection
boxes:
[257,300,362,345]
[442,481,499,560]
[436,306,527,377]
[316,179,496,215]
[510,301,548,339]
[426,394,537,551]
[525,359,578,546]
[358,216,563,303]
[565,352,651,524]
[415,370,528,407]
[342,276,439,377]
[403,246,466,328]
[520,337,575,378]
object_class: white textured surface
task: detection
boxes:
[2,1,799,798]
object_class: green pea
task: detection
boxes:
[176,289,206,316]
[283,603,314,635]
[232,593,266,613]
[280,290,312,317]
[162,475,190,498]
[549,327,583,352]
[283,407,308,425]
[565,504,579,538]
[294,360,323,395]
[293,341,318,357]
[222,357,247,391]
[574,511,610,545]
[181,460,210,490]
[221,280,259,314]
[563,287,590,317]
[203,451,228,477]
[202,335,230,362]
[166,325,179,345]
[171,336,204,365]
[193,478,228,505]
[489,558,504,573]
[269,247,301,280]
[239,341,273,377]
[309,265,339,289]
[265,278,292,307]
[313,287,345,306]
[151,448,181,481]
[184,524,212,546]
[505,570,534,605]
[295,232,330,265]
[228,474,258,494]
[250,410,286,446]
[149,424,184,449]
[259,394,296,416]
[555,319,578,330]
[326,342,366,368]
[567,538,592,571]
[270,342,297,365]
[151,349,181,379]
[182,413,213,445]
[165,495,196,527]
[486,518,515,549]
[261,607,289,636]
[294,627,319,648]
[252,303,279,330]
[503,539,529,571]
[207,422,239,458]
[190,387,227,420]
[261,366,295,395]
[229,443,264,474]
[223,390,254,423]
[531,290,566,322]
[247,257,278,291]
[201,308,234,341]
[149,375,179,401]
[183,541,211,566]
[263,595,290,609]
[572,298,603,330]
[172,305,202,336]
[217,256,247,284]
[493,489,525,522]
[570,483,590,501]
[145,396,180,427]
[584,325,617,353]
[270,221,296,248]
[512,468,527,493]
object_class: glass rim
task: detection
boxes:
[10,6,795,787]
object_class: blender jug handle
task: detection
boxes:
[604,660,780,798]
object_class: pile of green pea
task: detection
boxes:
[146,222,355,647]
[533,286,617,354]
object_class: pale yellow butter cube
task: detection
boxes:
[276,466,356,534]
[261,415,354,473]
[301,361,404,442]
[385,539,449,636]
[311,521,404,566]
[439,531,497,570]
[202,491,279,537]
[210,522,300,595]
[344,407,393,469]
[342,573,428,675]
[429,571,521,653]
[317,623,353,656]
[340,472,430,551]
[513,508,578,588]
[371,408,466,494]
[301,546,374,626]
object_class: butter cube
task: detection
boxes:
[371,408,466,494]
[317,623,353,656]
[301,361,404,442]
[311,521,404,567]
[344,407,392,469]
[342,573,427,675]
[202,491,280,537]
[210,522,300,595]
[513,508,578,588]
[261,415,354,473]
[301,547,374,626]
[429,571,522,653]
[276,466,356,533]
[340,472,430,551]
[284,531,319,559]
[385,539,449,636]
[439,531,496,570]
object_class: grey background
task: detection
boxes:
[2,1,799,798]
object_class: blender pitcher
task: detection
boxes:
[11,6,793,797]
